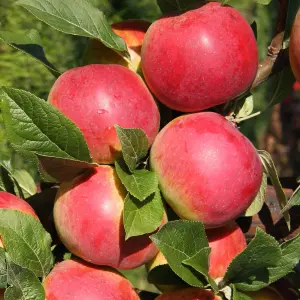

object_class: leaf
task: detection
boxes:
[150,220,209,287]
[0,29,60,78]
[284,0,300,39]
[115,126,149,172]
[0,248,7,288]
[0,167,15,194]
[244,173,267,217]
[115,159,158,201]
[255,0,272,5]
[156,0,199,13]
[232,285,251,300]
[1,87,93,162]
[281,185,300,213]
[224,228,281,287]
[0,209,53,278]
[10,169,36,199]
[258,150,290,229]
[123,190,164,239]
[183,247,218,292]
[235,96,254,119]
[5,256,44,300]
[15,0,129,58]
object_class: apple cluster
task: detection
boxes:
[0,2,288,300]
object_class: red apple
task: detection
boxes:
[150,112,262,228]
[0,192,39,247]
[141,2,258,112]
[155,288,221,299]
[148,222,246,285]
[245,287,283,299]
[44,259,139,300]
[290,10,300,82]
[54,166,164,269]
[206,222,246,279]
[48,64,160,164]
[83,20,151,72]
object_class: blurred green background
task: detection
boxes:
[0,0,297,176]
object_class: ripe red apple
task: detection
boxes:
[245,287,283,299]
[83,20,151,72]
[54,166,164,269]
[141,2,258,112]
[290,10,300,82]
[48,64,160,164]
[44,259,139,300]
[207,222,246,279]
[0,192,39,247]
[148,222,246,285]
[155,288,221,299]
[150,112,262,228]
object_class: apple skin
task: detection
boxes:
[150,112,262,228]
[155,288,221,300]
[54,166,164,270]
[245,287,283,300]
[0,192,39,247]
[206,222,246,279]
[48,64,160,164]
[290,10,300,82]
[43,259,139,300]
[83,20,151,72]
[141,2,258,112]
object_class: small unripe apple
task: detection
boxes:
[83,20,151,72]
[245,287,283,299]
[155,288,221,299]
[150,112,262,228]
[48,64,160,164]
[290,10,300,82]
[142,2,258,112]
[54,166,164,269]
[0,192,38,247]
[44,259,139,300]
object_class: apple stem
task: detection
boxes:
[235,111,261,123]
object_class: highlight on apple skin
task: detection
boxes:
[290,10,300,82]
[83,20,151,72]
[155,287,222,299]
[48,64,160,164]
[54,166,162,270]
[141,2,258,112]
[43,259,139,300]
[150,112,262,228]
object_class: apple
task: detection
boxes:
[83,20,151,72]
[148,222,246,285]
[150,112,262,228]
[44,259,139,300]
[54,166,164,269]
[290,10,300,82]
[48,64,160,164]
[245,287,283,299]
[141,2,258,112]
[155,288,221,299]
[0,192,39,247]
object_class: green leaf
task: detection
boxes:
[156,0,199,13]
[0,248,7,289]
[15,0,129,59]
[115,159,158,201]
[244,172,267,217]
[258,150,290,229]
[150,220,209,287]
[281,185,300,213]
[183,247,218,292]
[123,190,164,239]
[224,228,281,287]
[0,167,15,194]
[284,0,300,39]
[0,209,53,278]
[0,29,60,78]
[232,285,251,300]
[115,126,149,172]
[235,96,254,119]
[5,257,44,300]
[255,0,272,5]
